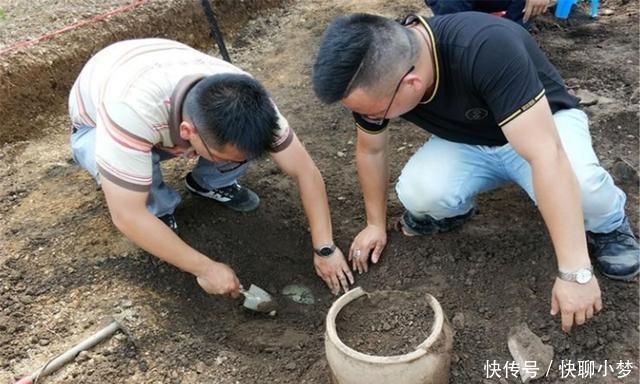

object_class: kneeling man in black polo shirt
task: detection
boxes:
[312,12,639,332]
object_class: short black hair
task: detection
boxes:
[312,13,417,104]
[184,73,278,159]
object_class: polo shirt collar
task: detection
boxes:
[403,14,440,104]
[169,74,205,147]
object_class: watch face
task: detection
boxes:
[576,269,592,284]
[318,247,333,257]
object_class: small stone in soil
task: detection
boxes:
[585,338,598,349]
[452,312,465,329]
[76,350,90,362]
[575,89,599,106]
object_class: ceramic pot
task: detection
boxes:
[325,287,453,384]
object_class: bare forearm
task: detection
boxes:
[531,155,590,270]
[113,210,212,275]
[296,165,333,246]
[356,149,389,227]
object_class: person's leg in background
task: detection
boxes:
[395,136,508,235]
[502,0,531,28]
[424,0,474,15]
[505,108,639,280]
[425,0,531,29]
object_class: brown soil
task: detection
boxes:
[1,0,638,383]
[336,291,435,356]
[0,0,286,144]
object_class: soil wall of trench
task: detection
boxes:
[0,0,288,144]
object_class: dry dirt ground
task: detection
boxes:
[0,0,639,383]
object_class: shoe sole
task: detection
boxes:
[185,179,232,201]
[602,269,640,282]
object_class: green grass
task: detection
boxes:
[0,8,6,21]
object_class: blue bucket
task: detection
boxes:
[555,0,574,19]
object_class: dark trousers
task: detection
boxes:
[425,0,530,28]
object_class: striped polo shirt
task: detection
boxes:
[69,38,292,191]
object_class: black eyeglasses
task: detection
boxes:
[215,159,248,173]
[194,124,248,173]
[361,65,415,126]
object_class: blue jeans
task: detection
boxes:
[425,0,530,28]
[70,125,249,217]
[395,108,626,233]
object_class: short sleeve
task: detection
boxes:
[270,104,294,152]
[95,101,155,191]
[470,26,545,127]
[353,112,390,134]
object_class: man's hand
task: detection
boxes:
[550,277,602,333]
[196,260,241,298]
[523,0,550,22]
[314,248,354,296]
[349,224,387,274]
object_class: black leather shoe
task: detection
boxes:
[587,217,640,281]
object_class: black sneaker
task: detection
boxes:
[587,217,640,281]
[185,172,260,212]
[159,213,178,234]
[397,208,475,236]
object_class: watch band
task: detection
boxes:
[558,266,593,284]
[314,243,336,257]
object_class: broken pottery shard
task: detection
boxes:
[507,323,554,383]
[281,284,315,305]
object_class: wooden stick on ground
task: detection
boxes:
[15,320,122,384]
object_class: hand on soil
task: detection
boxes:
[550,277,603,333]
[349,224,387,274]
[522,0,550,22]
[196,261,241,298]
[314,248,354,296]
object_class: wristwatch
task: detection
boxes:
[314,243,336,257]
[558,266,594,284]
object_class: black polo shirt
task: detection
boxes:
[354,12,579,146]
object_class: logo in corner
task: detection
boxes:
[465,108,489,121]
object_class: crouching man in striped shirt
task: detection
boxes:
[69,38,354,298]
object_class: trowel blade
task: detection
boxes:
[241,284,276,313]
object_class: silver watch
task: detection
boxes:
[558,266,593,284]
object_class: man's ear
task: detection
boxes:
[179,121,197,141]
[404,72,423,93]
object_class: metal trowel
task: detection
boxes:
[240,284,277,313]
